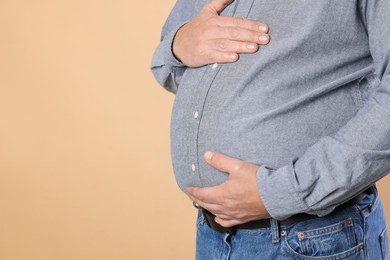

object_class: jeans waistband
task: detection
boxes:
[198,187,373,235]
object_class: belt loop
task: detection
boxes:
[270,218,280,243]
[369,185,378,212]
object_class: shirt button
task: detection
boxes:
[194,111,199,119]
[191,164,196,172]
[212,63,218,70]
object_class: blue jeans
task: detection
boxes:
[196,187,388,259]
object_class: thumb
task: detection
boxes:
[204,151,244,174]
[208,0,234,14]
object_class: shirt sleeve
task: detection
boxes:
[256,0,390,220]
[150,0,199,94]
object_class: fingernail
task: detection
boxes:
[229,54,237,60]
[259,35,268,42]
[247,44,256,50]
[259,25,268,32]
[204,151,214,160]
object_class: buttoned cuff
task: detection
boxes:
[256,162,314,220]
[162,23,188,70]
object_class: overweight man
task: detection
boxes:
[151,0,390,258]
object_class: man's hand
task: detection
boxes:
[187,151,271,228]
[173,0,270,67]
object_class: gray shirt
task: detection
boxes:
[151,0,390,220]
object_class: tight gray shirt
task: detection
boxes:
[151,0,390,220]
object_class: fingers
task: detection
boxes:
[199,50,239,64]
[204,151,245,174]
[204,18,270,45]
[188,189,234,221]
[213,38,260,53]
[209,0,235,14]
[217,27,270,44]
[187,186,223,204]
[191,198,224,215]
[199,35,267,64]
[215,217,242,227]
[199,40,257,63]
[216,16,269,33]
[187,186,226,215]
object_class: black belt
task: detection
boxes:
[200,188,372,234]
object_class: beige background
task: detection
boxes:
[0,1,388,259]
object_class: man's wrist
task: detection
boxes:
[162,23,188,69]
[171,23,188,64]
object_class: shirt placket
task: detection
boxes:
[190,63,223,186]
[190,0,255,185]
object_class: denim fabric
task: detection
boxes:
[196,187,388,260]
[151,0,390,220]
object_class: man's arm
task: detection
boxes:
[150,0,269,93]
[150,0,197,94]
[188,0,390,224]
[256,0,390,220]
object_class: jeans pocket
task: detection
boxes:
[380,225,388,260]
[282,217,365,259]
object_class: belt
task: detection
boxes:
[200,188,372,234]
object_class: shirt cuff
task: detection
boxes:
[256,162,314,220]
[162,23,188,70]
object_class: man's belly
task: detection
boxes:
[169,0,376,191]
[170,60,376,192]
